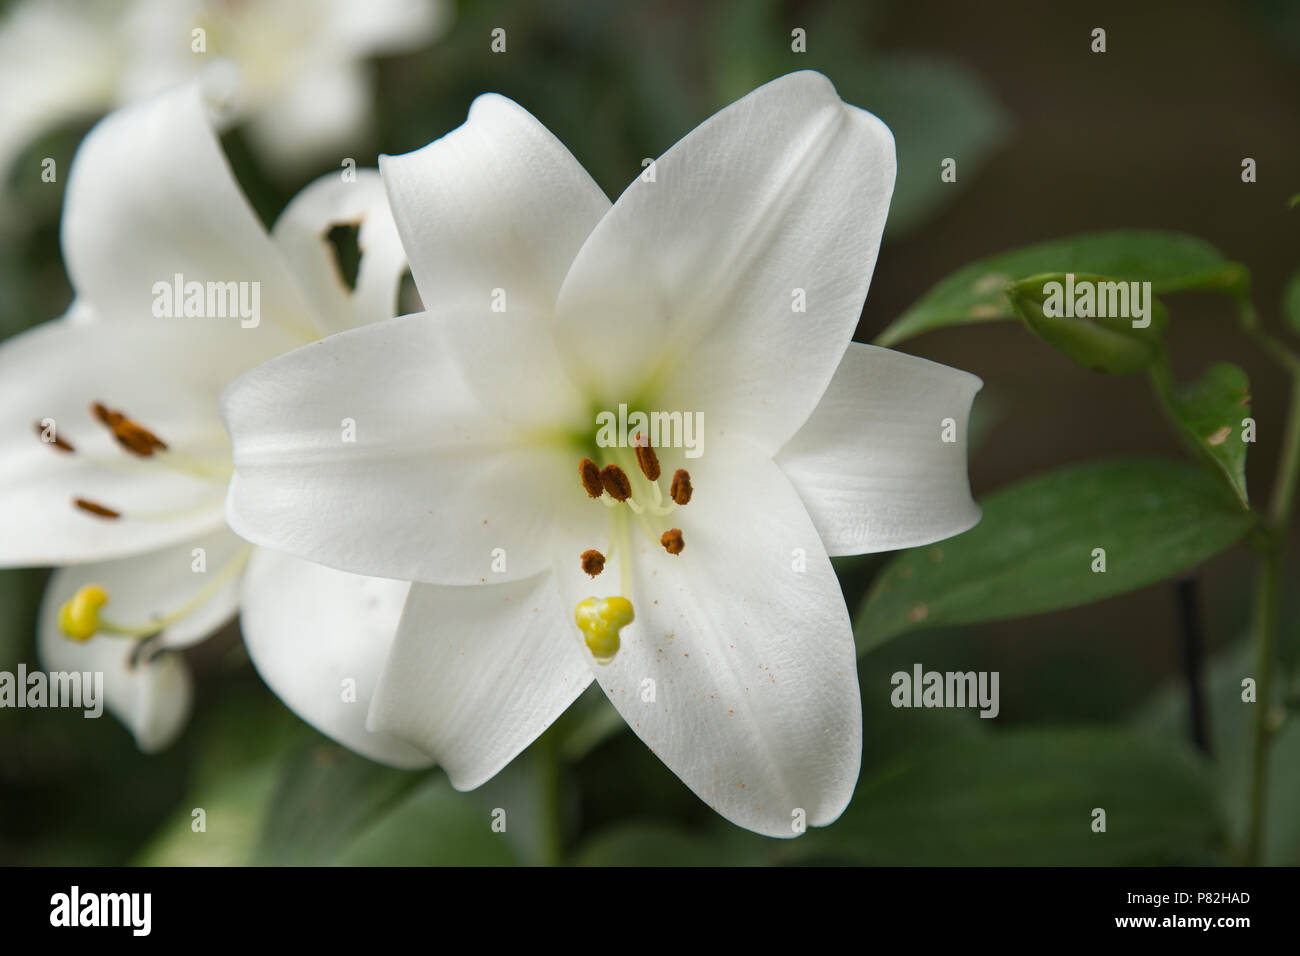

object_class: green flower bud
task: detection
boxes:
[1009,272,1168,374]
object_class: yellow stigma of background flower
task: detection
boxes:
[57,585,110,642]
[574,595,634,662]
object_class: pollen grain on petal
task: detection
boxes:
[33,421,74,452]
[633,432,661,481]
[601,464,632,501]
[579,457,604,498]
[669,469,693,505]
[74,497,120,519]
[661,528,684,554]
[580,549,606,577]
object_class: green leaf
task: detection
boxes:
[336,776,518,866]
[876,231,1244,347]
[134,688,305,866]
[1159,362,1252,508]
[253,743,427,865]
[254,741,521,865]
[556,684,627,762]
[574,824,749,866]
[134,752,282,866]
[857,458,1253,652]
[1284,268,1300,337]
[782,728,1222,865]
[0,568,43,669]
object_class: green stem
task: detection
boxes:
[1237,298,1300,376]
[536,728,564,866]
[1268,378,1300,530]
[1243,343,1300,865]
[1245,542,1280,864]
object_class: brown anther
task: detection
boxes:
[91,401,121,428]
[580,549,606,577]
[34,422,74,452]
[632,432,661,481]
[114,424,158,457]
[579,457,604,498]
[92,401,167,457]
[123,422,167,455]
[74,497,120,519]
[669,469,693,505]
[600,464,632,501]
[661,528,685,555]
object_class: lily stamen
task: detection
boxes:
[74,497,120,519]
[92,400,168,456]
[33,421,75,452]
[616,445,677,517]
[72,496,222,523]
[600,463,632,501]
[578,457,603,498]
[670,468,692,505]
[35,404,230,483]
[576,446,690,559]
[78,445,233,483]
[632,432,660,481]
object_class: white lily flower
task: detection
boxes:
[0,80,429,765]
[222,71,982,836]
[0,0,450,192]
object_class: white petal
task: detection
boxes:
[0,317,240,565]
[367,572,592,788]
[222,311,589,585]
[0,0,117,190]
[238,547,432,769]
[270,168,408,333]
[38,574,195,753]
[381,92,608,316]
[379,93,609,428]
[114,0,202,103]
[553,71,896,454]
[318,0,451,55]
[244,62,372,172]
[776,342,982,555]
[61,80,320,342]
[553,438,862,837]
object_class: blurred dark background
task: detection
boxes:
[1,0,1297,865]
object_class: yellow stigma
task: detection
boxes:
[574,595,634,662]
[58,585,110,642]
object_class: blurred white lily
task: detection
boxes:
[0,0,450,190]
[0,80,429,765]
[222,71,983,836]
